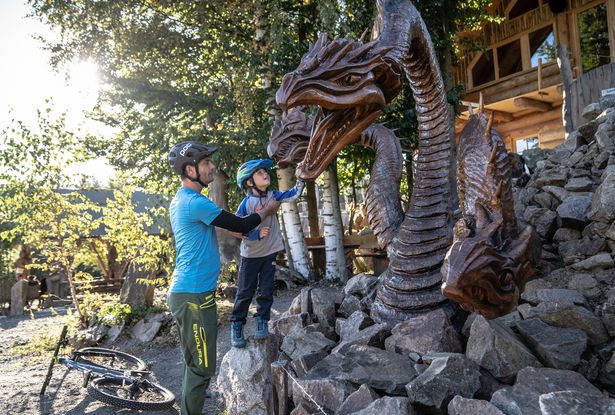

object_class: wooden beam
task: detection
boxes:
[539,128,566,144]
[497,108,561,133]
[514,97,552,112]
[499,119,563,138]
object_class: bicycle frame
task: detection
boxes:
[59,357,140,384]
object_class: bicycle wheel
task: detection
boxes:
[87,377,175,411]
[74,348,147,373]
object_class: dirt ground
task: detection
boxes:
[0,288,298,415]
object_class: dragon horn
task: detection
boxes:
[359,28,369,42]
[486,112,494,137]
[479,92,484,113]
[468,103,474,116]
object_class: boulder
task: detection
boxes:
[524,206,558,240]
[523,301,608,346]
[589,165,615,223]
[448,396,505,415]
[344,274,378,298]
[552,227,581,243]
[281,326,335,360]
[337,384,380,415]
[385,308,462,356]
[521,279,552,304]
[310,287,343,327]
[336,311,373,340]
[337,295,362,318]
[538,390,613,415]
[534,288,587,306]
[582,102,602,121]
[565,177,594,192]
[490,367,605,415]
[515,318,587,370]
[534,169,568,188]
[305,344,418,395]
[353,396,414,415]
[10,280,28,316]
[594,111,615,150]
[217,339,275,415]
[556,195,592,229]
[291,378,355,414]
[131,319,162,343]
[290,350,329,378]
[405,354,481,412]
[332,323,390,354]
[466,315,542,382]
[571,252,614,271]
[270,312,311,337]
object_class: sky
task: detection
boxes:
[0,0,115,186]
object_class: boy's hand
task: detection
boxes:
[259,227,270,239]
[229,231,247,240]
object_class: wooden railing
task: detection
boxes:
[487,4,553,45]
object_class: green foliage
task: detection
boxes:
[218,259,239,284]
[81,293,132,325]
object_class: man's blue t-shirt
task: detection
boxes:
[169,187,222,293]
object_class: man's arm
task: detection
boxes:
[211,200,280,233]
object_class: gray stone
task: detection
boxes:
[288,293,301,315]
[535,169,568,189]
[571,252,614,270]
[607,222,615,240]
[305,344,418,395]
[522,148,549,173]
[344,273,378,298]
[448,396,505,415]
[281,326,335,360]
[524,301,608,346]
[542,185,569,202]
[406,354,481,411]
[562,131,586,152]
[515,318,587,370]
[292,378,355,414]
[553,228,581,243]
[131,319,162,343]
[332,323,390,354]
[337,311,373,341]
[582,221,611,239]
[217,339,275,415]
[539,390,612,415]
[598,352,615,386]
[595,111,615,150]
[461,313,478,338]
[556,195,592,229]
[338,295,362,318]
[535,288,587,305]
[534,192,558,210]
[582,102,602,121]
[490,367,604,415]
[603,313,615,337]
[558,239,588,265]
[353,396,414,415]
[271,312,311,337]
[524,206,558,240]
[466,315,542,382]
[337,384,380,415]
[494,311,522,328]
[290,350,329,378]
[521,279,552,304]
[578,118,602,140]
[385,308,462,356]
[311,287,342,327]
[589,166,615,222]
[105,323,124,343]
[567,273,599,292]
[567,149,586,167]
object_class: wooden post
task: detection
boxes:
[538,58,543,91]
[556,43,575,136]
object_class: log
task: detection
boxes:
[496,108,562,133]
[557,43,575,135]
[514,97,551,112]
[539,128,566,144]
[499,119,562,138]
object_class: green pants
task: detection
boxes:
[167,291,218,415]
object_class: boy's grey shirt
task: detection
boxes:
[235,181,304,258]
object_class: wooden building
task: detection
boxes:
[454,0,615,152]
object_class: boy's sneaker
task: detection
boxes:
[231,321,247,348]
[254,316,269,339]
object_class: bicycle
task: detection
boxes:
[40,325,176,411]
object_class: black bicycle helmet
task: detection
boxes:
[168,141,218,175]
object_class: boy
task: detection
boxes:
[231,159,304,347]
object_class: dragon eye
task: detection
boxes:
[341,74,360,85]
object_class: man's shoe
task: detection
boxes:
[254,316,269,339]
[231,321,247,348]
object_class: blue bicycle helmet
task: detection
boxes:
[236,159,274,189]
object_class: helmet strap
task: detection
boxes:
[187,163,209,188]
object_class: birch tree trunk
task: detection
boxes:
[557,43,575,136]
[209,171,240,264]
[322,162,348,282]
[277,167,312,279]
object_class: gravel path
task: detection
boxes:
[0,289,298,415]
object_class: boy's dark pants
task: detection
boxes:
[167,291,217,415]
[231,252,277,323]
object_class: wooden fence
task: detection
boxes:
[570,63,615,129]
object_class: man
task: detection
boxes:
[167,141,280,415]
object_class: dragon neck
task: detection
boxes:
[375,0,454,307]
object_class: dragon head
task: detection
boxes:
[267,108,312,168]
[441,204,541,319]
[276,33,401,180]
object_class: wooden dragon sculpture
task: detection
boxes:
[274,0,539,322]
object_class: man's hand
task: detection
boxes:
[259,227,270,239]
[258,199,280,220]
[229,231,247,240]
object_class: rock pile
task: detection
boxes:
[217,97,615,414]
